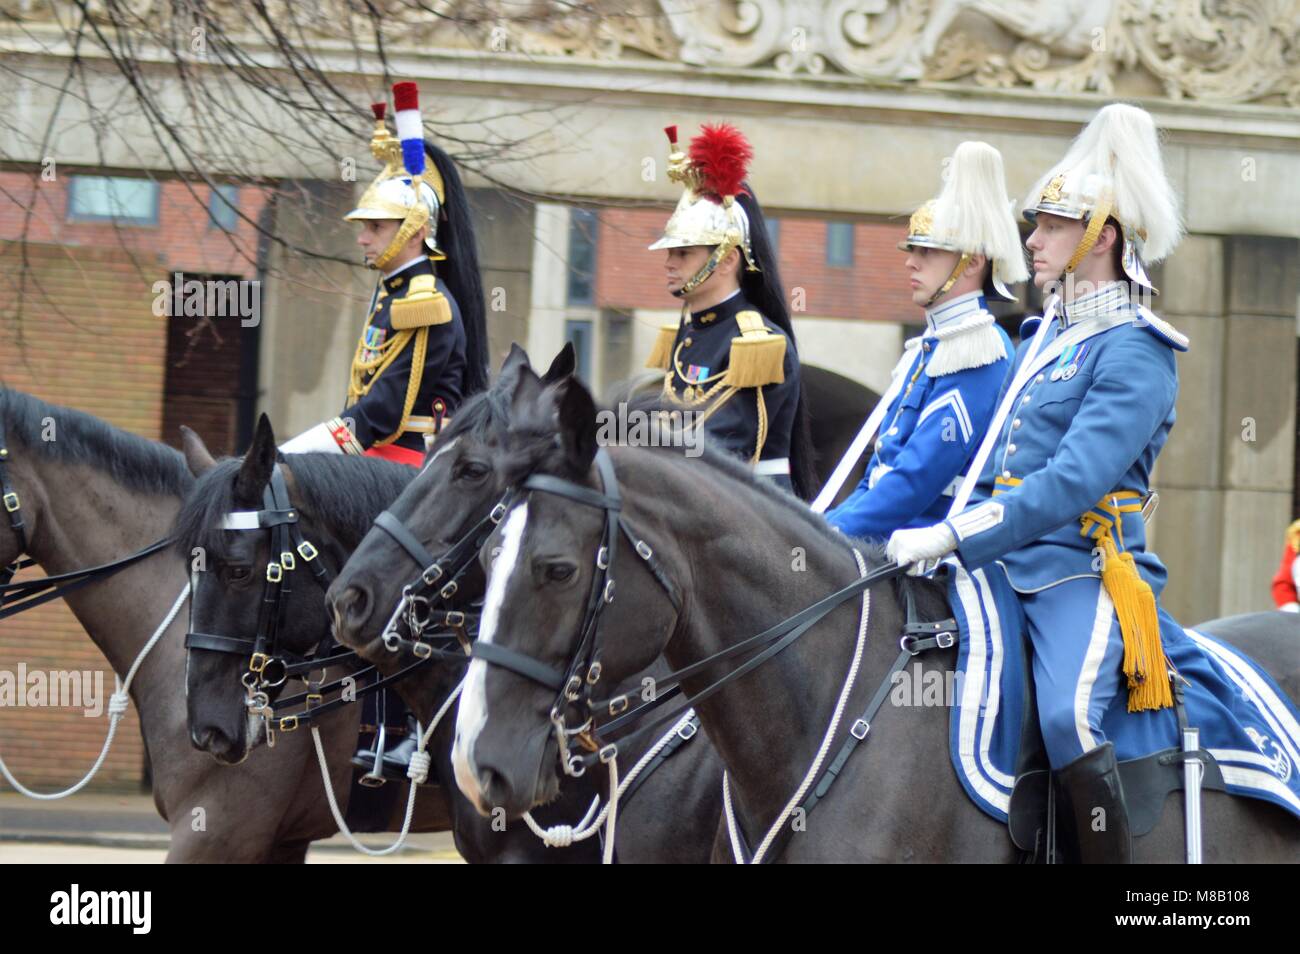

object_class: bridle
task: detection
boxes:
[466,446,939,787]
[0,416,173,620]
[184,463,337,699]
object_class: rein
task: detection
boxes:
[0,418,175,618]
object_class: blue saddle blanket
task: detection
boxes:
[942,563,1300,822]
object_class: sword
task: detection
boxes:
[1183,726,1203,864]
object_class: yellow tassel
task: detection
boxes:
[645,324,678,371]
[391,293,451,329]
[1098,534,1172,712]
[723,334,786,388]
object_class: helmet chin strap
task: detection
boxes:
[1059,193,1115,284]
[923,252,972,308]
[371,202,431,272]
[672,231,744,299]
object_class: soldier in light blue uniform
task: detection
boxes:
[886,104,1300,861]
[825,142,1022,538]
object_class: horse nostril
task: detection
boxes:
[332,585,372,639]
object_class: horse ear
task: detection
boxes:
[499,343,529,378]
[541,341,576,384]
[234,414,277,505]
[556,378,598,474]
[509,363,545,412]
[180,425,217,477]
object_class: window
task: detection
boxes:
[765,216,780,256]
[567,208,598,305]
[826,221,854,267]
[208,184,240,231]
[565,319,593,383]
[68,176,160,225]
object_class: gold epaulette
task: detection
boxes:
[645,323,678,371]
[722,310,786,388]
[391,274,452,329]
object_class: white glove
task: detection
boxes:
[886,522,957,575]
[279,419,357,455]
[1279,602,1300,614]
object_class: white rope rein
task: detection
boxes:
[725,547,872,863]
[311,675,464,857]
[0,582,190,800]
[521,707,698,863]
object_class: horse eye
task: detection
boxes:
[457,461,490,481]
[546,564,576,583]
[227,566,252,583]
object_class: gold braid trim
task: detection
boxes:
[370,326,430,448]
[1064,194,1114,274]
[349,325,415,404]
[751,386,768,465]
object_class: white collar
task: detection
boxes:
[925,291,986,334]
[1060,282,1133,328]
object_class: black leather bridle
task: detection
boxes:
[0,416,173,620]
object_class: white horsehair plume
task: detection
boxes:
[931,141,1029,285]
[1025,103,1184,263]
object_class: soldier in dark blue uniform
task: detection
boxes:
[282,81,488,465]
[644,124,816,499]
[283,82,489,781]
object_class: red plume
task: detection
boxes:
[688,123,752,201]
[370,102,386,120]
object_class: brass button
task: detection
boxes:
[1013,419,1022,429]
[1002,470,1011,479]
[1007,444,1017,454]
[683,337,693,347]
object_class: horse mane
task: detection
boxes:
[436,379,515,446]
[0,387,192,498]
[172,453,414,557]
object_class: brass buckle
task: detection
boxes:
[278,715,299,732]
[306,693,323,708]
[281,550,296,571]
[249,652,270,674]
[297,541,319,561]
[266,562,283,583]
[444,610,465,628]
[2,492,18,513]
[439,580,458,600]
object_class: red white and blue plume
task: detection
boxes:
[392,81,426,179]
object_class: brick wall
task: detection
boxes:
[595,206,915,324]
[0,171,265,790]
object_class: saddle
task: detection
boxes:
[1005,660,1226,863]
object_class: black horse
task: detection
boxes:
[324,345,725,863]
[450,375,1300,862]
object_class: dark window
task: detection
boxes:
[565,319,593,383]
[208,184,240,231]
[567,208,598,305]
[765,216,780,255]
[68,176,160,226]
[826,221,854,267]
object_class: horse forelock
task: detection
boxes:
[0,387,191,498]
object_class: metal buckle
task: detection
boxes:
[635,540,652,560]
[266,562,283,583]
[2,492,18,513]
[677,719,698,741]
[598,743,618,764]
[900,635,920,656]
[412,640,432,660]
[249,652,270,674]
[596,546,609,570]
[422,563,443,586]
[278,715,299,732]
[444,610,465,628]
[936,631,956,649]
[586,661,602,685]
[306,693,323,708]
[439,579,458,600]
[489,502,507,524]
[608,695,629,716]
[297,540,318,561]
[603,579,615,604]
[565,754,587,778]
[281,550,296,571]
[564,675,583,702]
[850,719,870,740]
[359,773,386,788]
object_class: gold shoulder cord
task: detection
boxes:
[346,291,432,448]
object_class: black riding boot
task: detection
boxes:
[352,714,422,783]
[1056,741,1132,864]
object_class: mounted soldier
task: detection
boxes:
[885,103,1300,861]
[283,81,489,781]
[643,123,816,499]
[823,141,1022,537]
[281,80,488,465]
